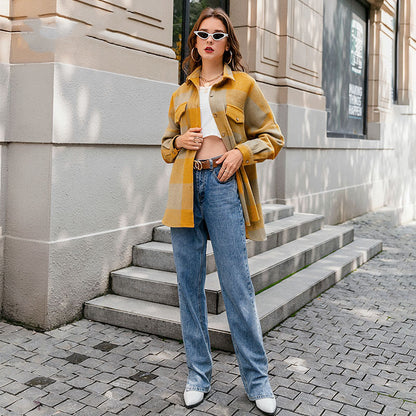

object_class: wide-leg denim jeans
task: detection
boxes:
[170,162,274,401]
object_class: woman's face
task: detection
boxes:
[195,17,229,65]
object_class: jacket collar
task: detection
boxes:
[186,64,235,88]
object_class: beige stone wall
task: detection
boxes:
[2,0,179,328]
[233,0,416,225]
[368,1,396,125]
[368,0,416,127]
[9,0,177,82]
[409,0,416,108]
[231,0,325,109]
[0,0,12,317]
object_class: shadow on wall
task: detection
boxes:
[0,62,10,224]
[46,60,176,326]
[263,0,416,225]
[0,58,11,313]
[382,106,416,221]
[9,8,178,326]
[261,97,416,225]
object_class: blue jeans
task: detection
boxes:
[170,161,274,401]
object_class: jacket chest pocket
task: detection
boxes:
[226,104,245,143]
[175,102,188,134]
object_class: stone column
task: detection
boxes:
[367,0,415,138]
[367,0,396,139]
[3,0,178,329]
[230,0,326,211]
[0,0,12,316]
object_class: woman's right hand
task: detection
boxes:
[175,127,203,150]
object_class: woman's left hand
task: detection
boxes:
[215,149,243,182]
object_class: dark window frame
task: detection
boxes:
[175,0,229,84]
[323,0,370,140]
[393,0,400,103]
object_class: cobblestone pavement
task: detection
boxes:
[1,209,415,416]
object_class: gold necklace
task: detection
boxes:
[200,72,223,86]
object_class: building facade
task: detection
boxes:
[0,0,415,329]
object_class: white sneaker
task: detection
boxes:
[255,397,277,415]
[183,390,205,408]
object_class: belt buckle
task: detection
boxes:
[194,160,203,171]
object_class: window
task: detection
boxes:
[322,0,369,138]
[173,0,229,83]
[392,0,400,103]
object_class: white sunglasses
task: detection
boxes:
[194,31,229,41]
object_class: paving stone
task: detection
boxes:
[55,398,86,414]
[38,392,67,407]
[295,402,325,415]
[72,405,107,416]
[356,397,385,413]
[103,387,131,401]
[25,404,68,416]
[139,396,171,413]
[92,372,119,384]
[381,405,410,415]
[118,405,151,415]
[317,397,343,413]
[2,381,28,395]
[25,376,56,389]
[0,392,19,408]
[66,376,94,389]
[207,390,235,406]
[63,387,90,402]
[5,397,39,414]
[277,411,302,416]
[310,386,337,400]
[43,380,73,395]
[290,381,315,394]
[97,398,129,413]
[401,400,416,414]
[321,411,343,416]
[206,403,239,415]
[273,396,300,412]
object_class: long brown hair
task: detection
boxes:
[182,7,246,75]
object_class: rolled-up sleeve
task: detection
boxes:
[161,95,180,164]
[236,80,284,166]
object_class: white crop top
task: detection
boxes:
[199,86,221,138]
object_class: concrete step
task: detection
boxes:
[262,204,295,223]
[153,204,295,244]
[133,213,325,272]
[112,223,352,314]
[84,237,382,351]
[208,237,383,350]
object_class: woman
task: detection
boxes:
[161,7,284,416]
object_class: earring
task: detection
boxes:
[225,50,233,65]
[191,47,201,62]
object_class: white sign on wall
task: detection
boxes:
[350,17,364,75]
[349,83,363,118]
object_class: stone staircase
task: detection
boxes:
[84,205,382,351]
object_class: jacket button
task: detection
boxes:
[236,118,239,121]
[213,113,217,118]
[222,132,225,137]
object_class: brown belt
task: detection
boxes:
[193,157,222,170]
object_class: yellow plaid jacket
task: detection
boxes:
[161,64,284,241]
